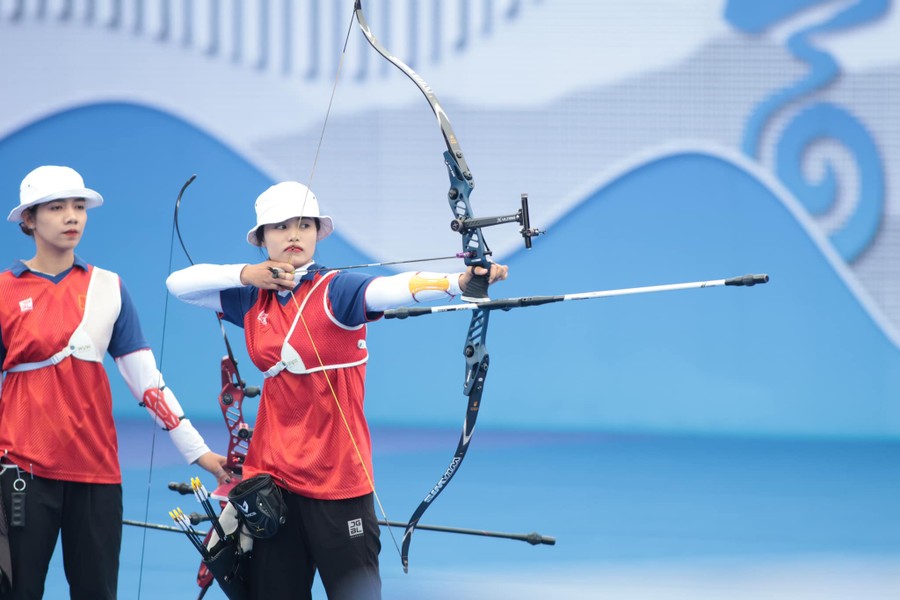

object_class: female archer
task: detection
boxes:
[0,165,230,600]
[166,181,507,599]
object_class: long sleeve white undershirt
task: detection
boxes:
[114,349,211,464]
[165,263,465,314]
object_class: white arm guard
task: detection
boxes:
[166,264,247,311]
[115,349,211,464]
[365,271,464,312]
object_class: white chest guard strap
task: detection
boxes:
[263,272,368,379]
[263,274,331,379]
[7,267,121,373]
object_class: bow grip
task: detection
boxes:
[461,270,490,302]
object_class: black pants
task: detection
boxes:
[0,469,122,600]
[249,491,381,600]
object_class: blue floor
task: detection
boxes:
[40,420,900,599]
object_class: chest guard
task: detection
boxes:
[6,266,121,373]
[246,271,368,379]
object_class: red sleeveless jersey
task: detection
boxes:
[0,265,122,483]
[242,272,374,499]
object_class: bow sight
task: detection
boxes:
[449,193,543,250]
[449,192,543,303]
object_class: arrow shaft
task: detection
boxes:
[125,519,196,534]
[318,253,471,272]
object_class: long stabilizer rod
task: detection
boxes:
[123,518,555,546]
[385,273,769,320]
[382,520,554,546]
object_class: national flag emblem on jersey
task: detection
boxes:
[19,297,33,312]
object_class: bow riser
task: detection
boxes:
[219,356,251,475]
[446,151,490,277]
[462,309,489,396]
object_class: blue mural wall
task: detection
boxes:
[1,0,899,438]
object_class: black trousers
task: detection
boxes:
[0,468,122,600]
[249,490,381,600]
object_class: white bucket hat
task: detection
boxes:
[8,165,104,223]
[246,181,334,246]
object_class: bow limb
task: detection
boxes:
[353,1,494,298]
[173,175,257,479]
[353,1,472,176]
[353,0,494,571]
[400,308,490,572]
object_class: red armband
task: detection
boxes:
[142,387,182,431]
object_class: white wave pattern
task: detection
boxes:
[559,139,900,352]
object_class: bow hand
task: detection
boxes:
[194,451,233,487]
[459,264,508,301]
